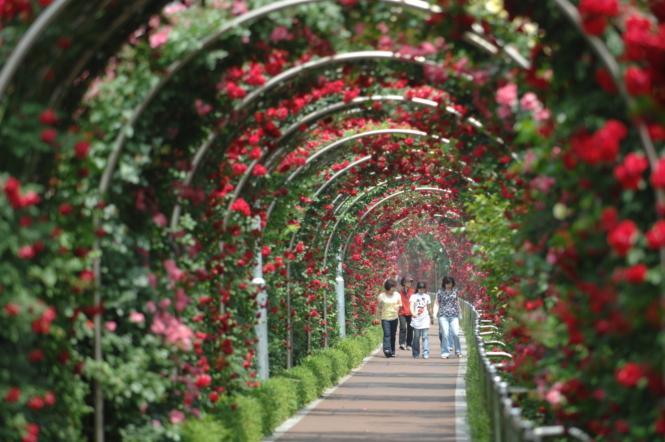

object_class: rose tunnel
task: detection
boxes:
[1,0,664,441]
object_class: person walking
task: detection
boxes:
[398,276,414,350]
[409,281,433,359]
[436,276,463,358]
[376,278,402,358]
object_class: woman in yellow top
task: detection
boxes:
[376,278,402,358]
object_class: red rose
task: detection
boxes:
[263,262,275,273]
[647,220,665,248]
[74,141,90,159]
[608,220,639,256]
[230,198,251,217]
[21,191,40,208]
[614,152,648,189]
[208,391,219,403]
[624,67,652,95]
[4,303,20,316]
[261,246,271,257]
[595,68,616,93]
[624,264,648,283]
[649,124,665,141]
[615,420,630,434]
[571,120,627,165]
[225,81,246,99]
[232,162,247,176]
[579,0,619,35]
[18,245,36,260]
[58,203,73,216]
[39,109,58,126]
[43,391,56,406]
[616,362,645,387]
[600,207,619,231]
[195,374,212,388]
[40,128,57,145]
[26,396,44,410]
[252,164,268,177]
[221,339,234,355]
[651,157,665,188]
[4,387,21,403]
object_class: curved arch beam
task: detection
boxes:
[313,155,371,199]
[259,128,448,227]
[340,187,452,260]
[172,91,494,228]
[0,0,72,99]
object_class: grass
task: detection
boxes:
[462,314,492,442]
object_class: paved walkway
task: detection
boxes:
[270,328,468,441]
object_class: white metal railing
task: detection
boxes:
[461,300,592,442]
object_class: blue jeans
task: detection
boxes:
[438,316,461,355]
[381,319,398,356]
[412,327,429,358]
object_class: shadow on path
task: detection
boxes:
[271,328,462,441]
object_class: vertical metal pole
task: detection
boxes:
[92,236,104,442]
[335,254,346,338]
[286,263,293,369]
[252,216,269,379]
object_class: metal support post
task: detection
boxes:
[335,253,346,338]
[252,216,269,379]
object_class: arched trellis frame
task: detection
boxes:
[1,1,664,441]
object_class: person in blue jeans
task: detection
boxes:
[375,278,402,358]
[409,282,433,359]
[436,276,463,358]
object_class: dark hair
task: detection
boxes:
[399,276,414,286]
[384,278,397,291]
[441,276,456,288]
[416,281,426,291]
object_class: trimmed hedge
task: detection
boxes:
[337,339,366,368]
[279,365,318,406]
[252,377,299,435]
[181,326,381,441]
[180,415,230,442]
[215,395,264,442]
[320,348,350,383]
[302,352,334,394]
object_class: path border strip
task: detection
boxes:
[264,345,382,442]
[455,332,470,441]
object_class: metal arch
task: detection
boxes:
[47,0,161,107]
[204,89,504,231]
[322,185,451,266]
[172,54,450,230]
[188,91,488,230]
[96,0,444,197]
[239,50,434,107]
[264,93,502,171]
[182,51,440,187]
[340,187,451,260]
[0,0,73,99]
[313,155,371,199]
[259,128,448,228]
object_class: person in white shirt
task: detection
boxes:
[409,282,433,359]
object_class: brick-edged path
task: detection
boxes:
[272,328,465,441]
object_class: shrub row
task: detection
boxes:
[180,326,382,442]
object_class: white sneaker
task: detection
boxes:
[423,354,429,359]
[441,353,450,359]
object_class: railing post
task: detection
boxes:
[252,216,269,379]
[335,253,346,338]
